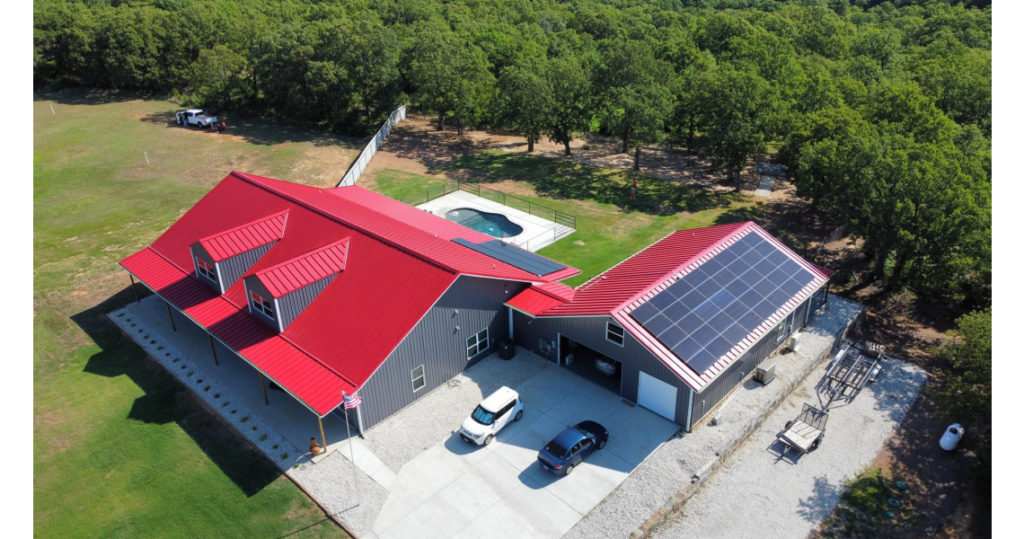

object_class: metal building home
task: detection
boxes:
[120,171,831,438]
[507,222,831,431]
[119,171,579,435]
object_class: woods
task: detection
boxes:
[33,0,991,311]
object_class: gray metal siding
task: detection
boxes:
[219,242,275,291]
[357,277,528,431]
[511,311,693,425]
[277,274,337,329]
[690,295,814,427]
[808,287,828,321]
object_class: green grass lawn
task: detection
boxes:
[34,90,356,537]
[373,151,761,287]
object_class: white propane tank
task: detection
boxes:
[939,423,964,451]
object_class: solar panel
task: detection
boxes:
[707,312,735,333]
[629,230,819,374]
[451,238,567,276]
[647,292,676,311]
[631,301,660,322]
[689,349,720,373]
[643,314,674,337]
[663,300,690,320]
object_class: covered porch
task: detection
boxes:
[110,291,359,469]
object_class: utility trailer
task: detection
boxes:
[777,403,829,455]
[823,343,881,407]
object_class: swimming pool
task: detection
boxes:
[446,207,524,238]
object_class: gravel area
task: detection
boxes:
[290,451,387,538]
[650,355,926,538]
[565,296,866,539]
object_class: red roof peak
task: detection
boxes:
[255,238,350,298]
[197,210,289,262]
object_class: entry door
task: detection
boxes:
[638,371,677,421]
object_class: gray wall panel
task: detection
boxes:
[357,277,528,431]
[511,312,693,425]
[219,242,275,291]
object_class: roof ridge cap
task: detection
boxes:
[227,173,463,276]
[254,237,350,277]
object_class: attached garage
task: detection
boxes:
[508,222,832,432]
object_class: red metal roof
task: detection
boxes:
[506,283,573,316]
[121,171,579,416]
[197,210,288,262]
[121,248,354,415]
[256,238,349,298]
[507,222,831,392]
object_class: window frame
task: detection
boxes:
[195,257,217,284]
[466,327,490,359]
[606,321,625,346]
[411,364,426,393]
[249,290,274,319]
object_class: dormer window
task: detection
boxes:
[250,291,274,319]
[196,258,217,283]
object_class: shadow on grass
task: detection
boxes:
[37,87,148,105]
[447,152,739,216]
[36,88,363,149]
[136,110,364,149]
[72,286,284,497]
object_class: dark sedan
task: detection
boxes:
[536,420,609,476]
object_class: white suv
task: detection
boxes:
[459,386,524,446]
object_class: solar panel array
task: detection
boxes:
[629,231,816,374]
[452,238,567,276]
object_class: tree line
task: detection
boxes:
[34,0,991,310]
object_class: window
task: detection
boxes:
[411,364,425,392]
[467,328,489,359]
[250,291,274,319]
[775,312,793,344]
[606,322,625,346]
[196,258,217,283]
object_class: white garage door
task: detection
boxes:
[638,371,677,421]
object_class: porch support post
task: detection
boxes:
[258,373,269,405]
[317,416,327,450]
[165,302,177,332]
[130,275,141,303]
[208,334,219,366]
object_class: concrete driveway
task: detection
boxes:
[372,365,678,538]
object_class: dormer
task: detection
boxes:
[189,211,288,293]
[243,238,350,332]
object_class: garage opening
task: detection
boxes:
[558,335,622,394]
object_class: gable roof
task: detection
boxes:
[121,171,578,416]
[196,210,288,262]
[255,238,349,298]
[507,222,830,391]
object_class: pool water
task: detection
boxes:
[446,207,524,238]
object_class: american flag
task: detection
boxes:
[343,392,362,410]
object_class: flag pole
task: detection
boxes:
[342,392,360,506]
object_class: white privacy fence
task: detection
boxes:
[337,105,407,187]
